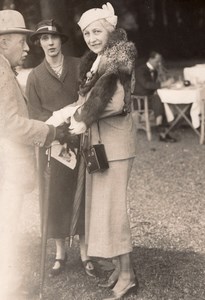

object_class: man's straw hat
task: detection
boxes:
[0,10,33,35]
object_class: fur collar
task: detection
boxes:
[79,28,136,96]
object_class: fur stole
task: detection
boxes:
[75,28,137,127]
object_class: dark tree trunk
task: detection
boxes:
[39,0,76,55]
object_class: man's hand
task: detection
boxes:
[67,135,80,150]
[161,78,174,88]
[55,123,70,145]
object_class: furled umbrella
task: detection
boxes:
[39,147,51,299]
[69,149,86,247]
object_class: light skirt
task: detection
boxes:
[85,158,134,258]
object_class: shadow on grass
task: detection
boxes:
[133,246,205,300]
[21,238,205,300]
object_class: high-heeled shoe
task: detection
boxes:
[49,252,67,277]
[82,260,97,278]
[98,278,117,289]
[102,278,139,300]
[98,263,119,289]
[98,278,118,289]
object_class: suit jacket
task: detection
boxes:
[77,80,136,161]
[74,28,136,161]
[0,55,51,193]
[134,63,160,96]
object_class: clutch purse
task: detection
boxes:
[82,143,109,174]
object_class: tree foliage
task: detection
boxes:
[1,0,205,64]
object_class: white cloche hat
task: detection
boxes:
[78,2,118,31]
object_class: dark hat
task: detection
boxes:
[30,19,68,43]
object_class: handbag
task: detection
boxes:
[82,122,109,174]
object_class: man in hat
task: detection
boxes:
[0,10,69,299]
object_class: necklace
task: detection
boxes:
[49,55,64,77]
[51,63,63,69]
[53,66,63,78]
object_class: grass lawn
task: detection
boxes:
[18,125,205,300]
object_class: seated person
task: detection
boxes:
[134,51,176,142]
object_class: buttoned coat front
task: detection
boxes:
[26,56,82,238]
[0,55,50,193]
[26,57,80,121]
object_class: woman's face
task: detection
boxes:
[39,34,62,58]
[83,21,110,54]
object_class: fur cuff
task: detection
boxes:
[74,73,118,127]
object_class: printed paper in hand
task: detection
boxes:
[47,142,77,169]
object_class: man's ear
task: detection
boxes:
[0,37,9,50]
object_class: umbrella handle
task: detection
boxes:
[69,236,74,247]
[47,147,51,167]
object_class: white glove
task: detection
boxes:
[69,116,87,135]
[46,105,80,127]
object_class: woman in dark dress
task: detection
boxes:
[26,19,95,277]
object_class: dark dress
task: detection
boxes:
[26,56,84,238]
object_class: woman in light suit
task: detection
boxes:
[51,3,138,299]
[73,2,139,298]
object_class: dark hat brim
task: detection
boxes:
[30,30,68,43]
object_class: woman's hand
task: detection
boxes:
[46,105,80,127]
[69,116,87,135]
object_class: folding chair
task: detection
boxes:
[131,95,153,141]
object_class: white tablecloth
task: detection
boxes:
[157,85,205,128]
[184,65,205,84]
